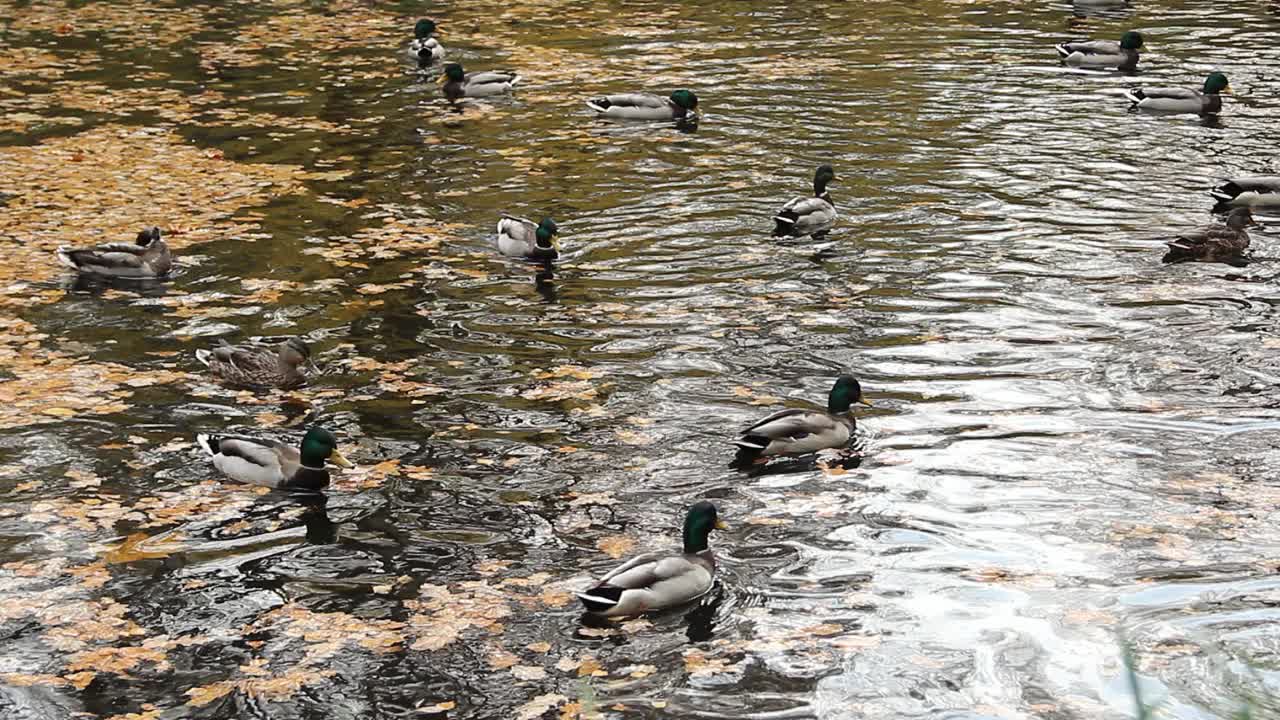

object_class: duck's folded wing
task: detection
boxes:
[214,437,289,465]
[466,71,518,84]
[1061,39,1121,54]
[595,93,665,109]
[781,197,835,217]
[1137,86,1199,100]
[59,243,147,269]
[743,409,836,439]
[497,215,535,236]
[211,343,275,371]
[600,552,702,588]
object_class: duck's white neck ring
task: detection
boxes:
[300,463,325,471]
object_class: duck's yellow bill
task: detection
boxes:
[859,398,874,407]
[436,73,447,85]
[330,448,354,468]
[715,520,729,530]
[1223,84,1233,94]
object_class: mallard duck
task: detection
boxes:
[1162,207,1257,264]
[195,337,313,389]
[496,215,559,262]
[577,501,726,617]
[1210,175,1280,209]
[196,426,353,492]
[440,63,520,100]
[585,90,699,121]
[55,226,172,278]
[409,19,444,65]
[1125,72,1230,114]
[732,376,871,466]
[1056,30,1144,71]
[773,165,837,239]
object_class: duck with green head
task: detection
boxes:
[1056,30,1144,71]
[197,426,354,492]
[773,165,837,239]
[195,336,315,389]
[1125,72,1230,114]
[440,62,521,101]
[732,376,871,466]
[577,501,727,617]
[585,90,699,121]
[55,226,172,278]
[409,19,444,65]
[497,215,560,262]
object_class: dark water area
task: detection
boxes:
[2,0,1280,718]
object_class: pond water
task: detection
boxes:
[2,0,1280,718]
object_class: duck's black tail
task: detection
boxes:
[772,211,799,237]
[730,436,767,468]
[576,585,622,614]
[1161,242,1196,264]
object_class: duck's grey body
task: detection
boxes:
[56,226,171,278]
[1211,176,1280,208]
[773,195,837,238]
[586,93,691,121]
[196,434,327,490]
[734,408,855,457]
[1055,39,1138,70]
[496,215,557,261]
[1125,86,1222,115]
[577,549,715,617]
[445,69,521,100]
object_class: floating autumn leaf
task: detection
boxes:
[521,380,600,404]
[104,532,188,564]
[186,666,337,708]
[575,656,606,677]
[488,648,520,670]
[406,582,511,651]
[517,693,567,720]
[682,649,736,678]
[511,665,547,681]
[595,535,635,559]
[731,385,784,406]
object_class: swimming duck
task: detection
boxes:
[440,63,520,100]
[773,165,837,238]
[1125,72,1230,114]
[496,215,559,262]
[1210,176,1280,210]
[409,19,444,65]
[195,337,313,389]
[732,376,871,466]
[1055,30,1144,71]
[55,226,172,278]
[196,426,354,492]
[577,501,726,617]
[585,90,699,121]
[1162,208,1257,265]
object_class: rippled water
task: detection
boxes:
[3,0,1280,717]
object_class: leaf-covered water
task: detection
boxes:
[3,0,1280,718]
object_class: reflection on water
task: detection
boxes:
[2,0,1280,717]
